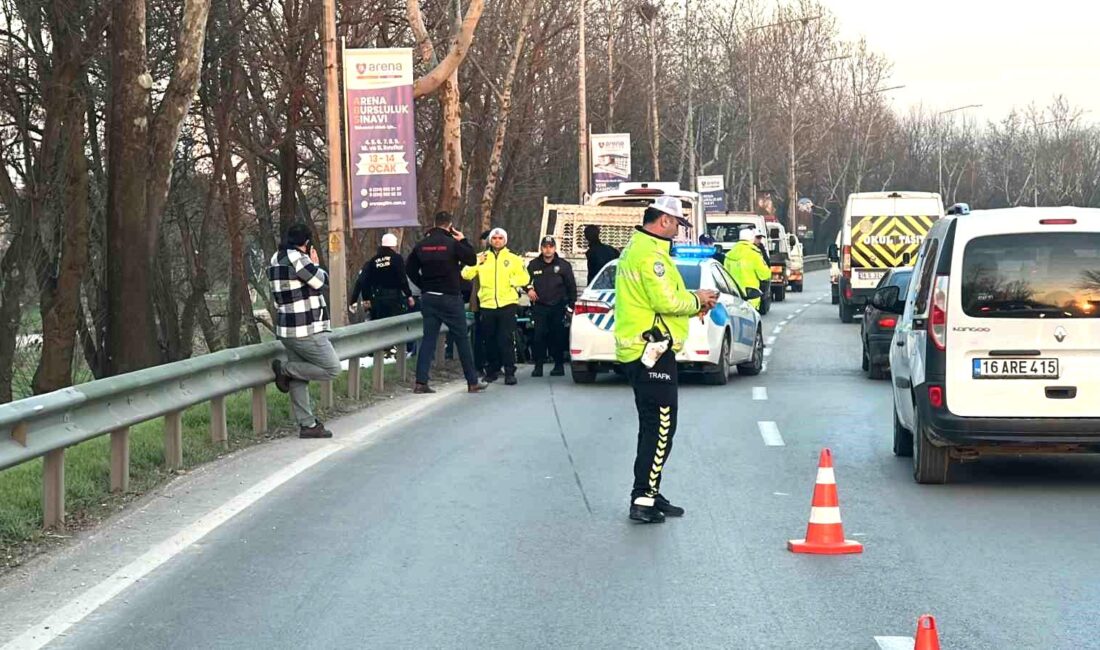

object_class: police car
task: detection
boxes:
[569,246,765,385]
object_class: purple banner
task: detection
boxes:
[343,48,419,228]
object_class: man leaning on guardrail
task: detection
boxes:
[268,223,342,439]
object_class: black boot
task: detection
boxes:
[531,365,544,377]
[549,364,565,377]
[629,499,666,524]
[504,373,518,386]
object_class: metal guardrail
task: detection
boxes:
[0,312,428,528]
[803,254,829,272]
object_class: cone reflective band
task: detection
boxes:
[788,448,863,555]
[914,615,941,650]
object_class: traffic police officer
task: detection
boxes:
[615,196,718,523]
[350,233,414,319]
[725,228,770,311]
[526,236,577,377]
[462,227,531,385]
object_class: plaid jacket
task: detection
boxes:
[268,247,331,338]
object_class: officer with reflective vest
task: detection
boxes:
[614,196,718,524]
[724,227,771,311]
[461,227,531,385]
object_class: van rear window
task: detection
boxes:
[962,233,1100,318]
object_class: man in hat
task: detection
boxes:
[350,233,415,320]
[614,196,718,523]
[462,227,530,385]
[526,235,577,377]
[725,227,771,311]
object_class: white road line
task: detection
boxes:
[763,348,772,358]
[773,326,783,335]
[758,421,785,446]
[766,336,777,345]
[2,385,465,650]
[753,387,768,400]
[874,637,915,650]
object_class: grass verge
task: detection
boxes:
[0,357,444,571]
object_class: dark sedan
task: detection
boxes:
[861,267,912,380]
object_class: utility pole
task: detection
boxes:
[578,0,590,200]
[322,0,347,326]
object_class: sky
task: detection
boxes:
[827,0,1100,123]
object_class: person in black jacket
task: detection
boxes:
[350,233,414,320]
[406,212,486,394]
[583,225,619,285]
[526,236,577,377]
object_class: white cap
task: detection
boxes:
[739,228,757,242]
[650,195,689,224]
[489,227,508,244]
[381,233,398,247]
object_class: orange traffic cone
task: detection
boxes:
[914,615,941,650]
[787,448,863,554]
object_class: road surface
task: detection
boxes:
[5,271,1100,649]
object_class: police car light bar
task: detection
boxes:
[671,245,718,258]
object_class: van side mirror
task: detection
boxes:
[872,286,904,314]
[827,244,839,262]
[745,287,763,300]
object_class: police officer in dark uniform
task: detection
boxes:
[350,233,414,319]
[526,236,577,377]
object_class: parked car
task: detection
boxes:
[860,268,912,380]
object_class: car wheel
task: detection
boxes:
[839,300,855,324]
[704,335,731,385]
[912,407,951,484]
[738,329,764,376]
[893,409,914,457]
[570,363,597,384]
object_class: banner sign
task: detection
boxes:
[696,175,726,213]
[590,133,631,193]
[343,48,419,228]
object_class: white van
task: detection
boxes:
[832,191,944,323]
[876,206,1100,483]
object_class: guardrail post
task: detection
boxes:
[347,357,361,400]
[210,396,228,448]
[321,381,334,408]
[165,411,183,470]
[396,344,408,382]
[110,428,130,493]
[43,448,65,529]
[372,350,385,391]
[251,386,268,434]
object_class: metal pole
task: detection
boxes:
[323,0,348,327]
[577,0,589,201]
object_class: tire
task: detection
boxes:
[831,284,840,305]
[738,329,764,376]
[912,408,951,484]
[839,299,855,323]
[861,342,870,371]
[791,282,803,293]
[893,409,914,457]
[704,335,731,385]
[570,363,597,384]
[772,285,786,302]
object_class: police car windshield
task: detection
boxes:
[589,263,701,290]
[962,232,1100,318]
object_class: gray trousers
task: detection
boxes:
[281,333,341,427]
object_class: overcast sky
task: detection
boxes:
[828,0,1100,123]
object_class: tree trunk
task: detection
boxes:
[577,0,589,200]
[105,0,158,375]
[787,103,798,231]
[0,229,28,403]
[479,0,537,233]
[605,0,615,131]
[647,19,660,180]
[436,71,463,214]
[410,0,485,99]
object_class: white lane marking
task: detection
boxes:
[766,336,777,345]
[773,492,790,496]
[3,385,465,650]
[874,637,916,650]
[758,421,785,446]
[796,308,804,314]
[763,348,772,358]
[761,362,768,373]
[753,387,768,400]
[773,326,784,335]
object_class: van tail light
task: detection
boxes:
[573,300,611,315]
[928,385,945,409]
[845,285,853,300]
[930,275,949,351]
[842,245,852,277]
[878,317,897,329]
[1040,218,1077,225]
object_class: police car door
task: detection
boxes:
[712,263,754,360]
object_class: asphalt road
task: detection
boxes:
[38,272,1100,649]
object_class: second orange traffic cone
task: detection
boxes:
[914,615,941,650]
[787,448,863,555]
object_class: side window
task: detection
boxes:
[913,238,940,316]
[715,265,743,298]
[710,267,732,295]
